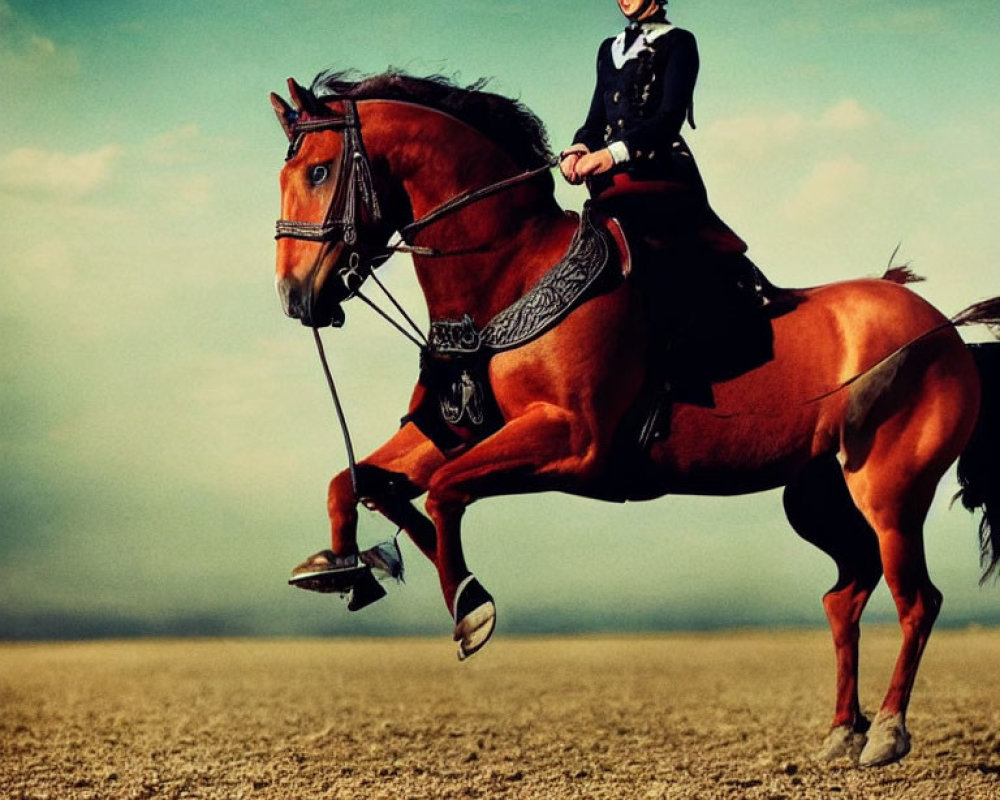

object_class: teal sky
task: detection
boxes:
[2,0,999,639]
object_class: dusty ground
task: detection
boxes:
[2,629,1000,799]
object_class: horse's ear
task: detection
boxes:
[270,92,296,141]
[287,78,319,115]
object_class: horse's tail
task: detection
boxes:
[955,341,1000,584]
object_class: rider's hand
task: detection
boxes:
[559,145,590,185]
[574,149,615,179]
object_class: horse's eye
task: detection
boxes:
[308,164,330,186]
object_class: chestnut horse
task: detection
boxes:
[270,71,1000,767]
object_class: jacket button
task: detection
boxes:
[612,91,621,103]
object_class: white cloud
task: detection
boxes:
[138,124,245,213]
[161,175,213,213]
[783,156,869,223]
[820,98,872,132]
[0,124,231,221]
[27,33,55,56]
[704,110,805,159]
[705,99,874,159]
[0,144,120,198]
[146,124,208,166]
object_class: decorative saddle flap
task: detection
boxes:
[482,210,616,351]
[428,208,621,357]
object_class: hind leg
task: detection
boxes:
[783,455,882,763]
[836,334,979,765]
[844,466,942,767]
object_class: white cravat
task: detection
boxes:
[611,22,675,69]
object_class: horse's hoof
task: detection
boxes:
[858,713,910,767]
[815,724,867,764]
[289,550,366,594]
[452,576,496,661]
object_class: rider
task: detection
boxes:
[560,0,768,417]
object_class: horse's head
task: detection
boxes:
[271,71,558,328]
[270,79,404,327]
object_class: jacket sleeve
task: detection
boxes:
[571,41,610,151]
[620,28,699,157]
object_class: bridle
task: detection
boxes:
[275,98,387,303]
[274,93,556,305]
[276,102,381,244]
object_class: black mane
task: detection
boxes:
[310,69,553,170]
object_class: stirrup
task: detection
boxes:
[288,539,404,612]
[288,555,388,612]
[289,550,368,594]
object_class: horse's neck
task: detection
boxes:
[399,133,571,324]
[412,193,573,325]
[361,100,575,324]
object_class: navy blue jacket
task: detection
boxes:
[573,24,704,196]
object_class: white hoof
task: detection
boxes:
[816,724,867,764]
[858,713,910,767]
[452,575,496,661]
[455,600,496,661]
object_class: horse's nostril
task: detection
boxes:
[278,279,303,319]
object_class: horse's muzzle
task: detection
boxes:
[277,275,346,328]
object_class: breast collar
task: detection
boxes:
[611,22,675,69]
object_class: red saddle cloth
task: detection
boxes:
[594,174,748,257]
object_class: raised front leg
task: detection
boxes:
[337,423,445,555]
[290,422,446,602]
[424,404,602,658]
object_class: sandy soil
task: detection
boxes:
[3,629,1000,799]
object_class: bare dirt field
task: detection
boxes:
[3,629,1000,799]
